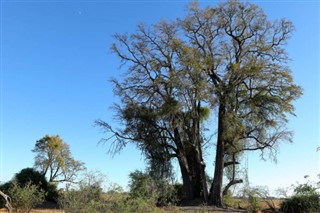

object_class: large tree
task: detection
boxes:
[32,135,85,183]
[180,1,302,206]
[96,19,213,201]
[98,0,302,207]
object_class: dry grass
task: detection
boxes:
[235,199,281,210]
[0,210,63,213]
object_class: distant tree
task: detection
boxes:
[32,135,85,183]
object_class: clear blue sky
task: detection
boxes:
[1,0,319,194]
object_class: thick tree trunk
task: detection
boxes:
[184,100,208,203]
[174,100,208,203]
[210,102,226,207]
[178,155,194,200]
[194,100,208,202]
[174,127,195,201]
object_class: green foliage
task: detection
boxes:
[112,196,156,213]
[99,0,302,205]
[128,170,178,206]
[199,106,210,122]
[59,188,107,213]
[0,181,13,192]
[223,193,237,208]
[1,168,59,203]
[46,182,60,202]
[280,183,320,213]
[8,181,46,213]
[16,167,59,202]
[247,191,261,212]
[58,170,108,213]
[15,167,48,189]
[129,170,157,201]
[238,186,262,212]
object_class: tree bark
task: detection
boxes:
[210,102,226,207]
[0,190,12,213]
[178,156,194,200]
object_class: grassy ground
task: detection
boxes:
[0,200,282,213]
[1,192,282,213]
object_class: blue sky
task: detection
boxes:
[1,0,319,194]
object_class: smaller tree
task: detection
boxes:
[129,170,158,201]
[15,168,48,191]
[32,135,85,183]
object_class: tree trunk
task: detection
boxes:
[174,127,195,201]
[0,190,13,213]
[178,156,194,200]
[210,102,226,207]
[194,100,208,202]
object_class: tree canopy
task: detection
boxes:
[97,0,302,207]
[32,135,85,183]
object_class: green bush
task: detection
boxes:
[156,180,179,206]
[59,188,107,213]
[128,170,178,206]
[46,182,60,202]
[8,181,46,213]
[129,170,158,201]
[58,171,108,213]
[223,193,236,208]
[14,167,59,202]
[15,168,48,189]
[247,191,261,212]
[112,196,156,213]
[280,183,320,213]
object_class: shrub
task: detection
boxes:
[8,181,46,213]
[247,191,261,212]
[112,196,156,213]
[129,170,157,201]
[15,168,48,190]
[236,185,262,212]
[128,170,178,206]
[223,193,237,208]
[46,182,60,202]
[58,171,108,213]
[59,188,107,213]
[280,183,320,213]
[14,167,59,202]
[156,180,178,206]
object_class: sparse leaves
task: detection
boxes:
[32,135,85,183]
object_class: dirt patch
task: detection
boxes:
[178,206,246,212]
